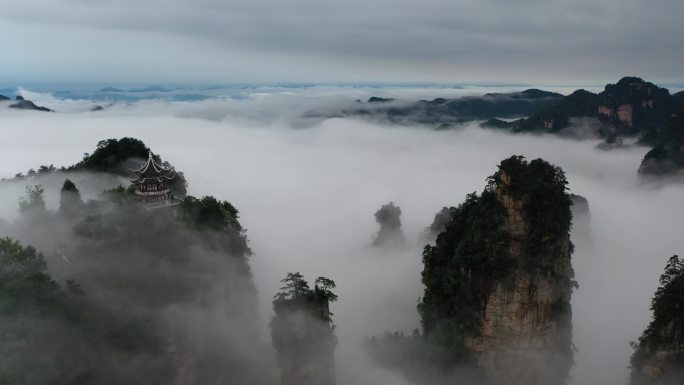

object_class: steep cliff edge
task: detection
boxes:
[630,255,684,385]
[419,156,576,385]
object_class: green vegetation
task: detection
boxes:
[273,272,338,322]
[18,185,46,214]
[71,137,149,172]
[271,273,338,385]
[630,255,684,384]
[0,237,173,385]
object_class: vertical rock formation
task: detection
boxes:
[630,255,684,385]
[372,201,405,247]
[59,178,86,217]
[569,193,591,241]
[271,273,338,385]
[420,156,575,385]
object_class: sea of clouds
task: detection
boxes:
[0,85,682,385]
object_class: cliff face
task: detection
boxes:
[271,304,337,385]
[464,170,574,385]
[419,156,575,385]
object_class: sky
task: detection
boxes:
[1,92,683,384]
[1,0,683,84]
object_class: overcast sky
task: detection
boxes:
[1,0,682,84]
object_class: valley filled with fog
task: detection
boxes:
[1,87,682,385]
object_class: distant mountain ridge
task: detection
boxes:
[307,88,563,126]
[484,77,676,144]
[1,95,52,112]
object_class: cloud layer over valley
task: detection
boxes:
[0,90,682,385]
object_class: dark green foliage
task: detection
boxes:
[0,237,56,315]
[18,185,46,214]
[630,255,684,384]
[61,178,79,193]
[418,156,574,367]
[513,89,600,133]
[0,237,173,385]
[60,179,86,217]
[72,138,149,173]
[271,273,338,385]
[427,207,451,236]
[180,196,242,231]
[69,138,188,196]
[419,192,509,363]
[273,272,338,322]
[179,196,251,257]
[494,156,573,270]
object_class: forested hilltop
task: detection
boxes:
[0,138,275,385]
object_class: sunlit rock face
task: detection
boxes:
[465,169,574,385]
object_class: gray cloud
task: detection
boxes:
[0,0,682,83]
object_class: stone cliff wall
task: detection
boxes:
[271,305,337,385]
[465,170,574,385]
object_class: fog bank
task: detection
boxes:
[0,99,682,385]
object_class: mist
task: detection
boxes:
[0,92,682,385]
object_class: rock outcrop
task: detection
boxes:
[630,255,684,385]
[420,156,575,385]
[271,274,337,385]
[372,201,405,247]
[9,95,52,112]
[465,167,574,385]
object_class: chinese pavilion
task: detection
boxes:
[131,152,178,209]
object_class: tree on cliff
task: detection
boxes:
[630,255,684,385]
[271,273,338,385]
